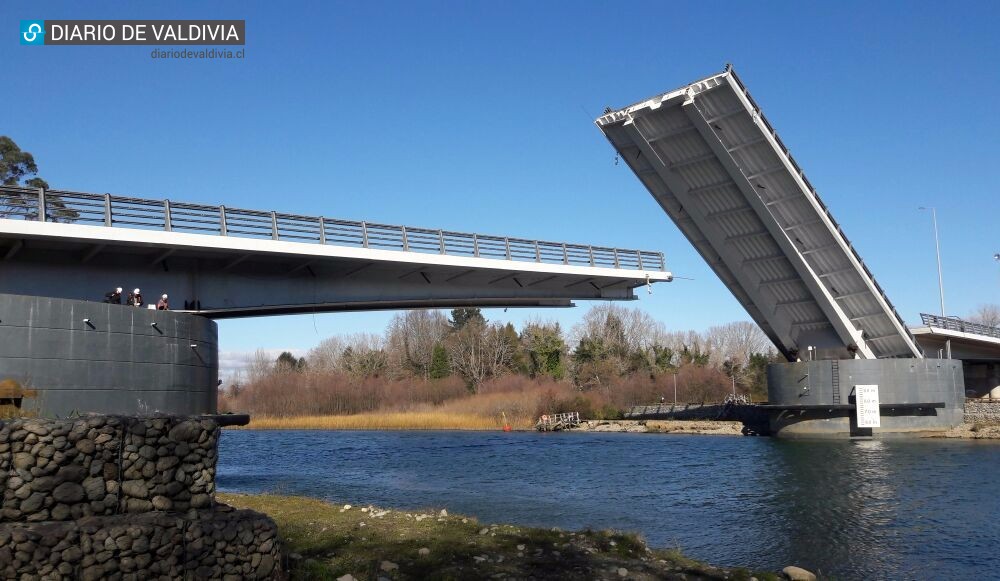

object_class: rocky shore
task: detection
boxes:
[925,422,1000,440]
[220,492,808,581]
[568,420,745,436]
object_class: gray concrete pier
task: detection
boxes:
[0,293,218,417]
[766,359,965,438]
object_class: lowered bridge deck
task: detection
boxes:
[0,186,671,317]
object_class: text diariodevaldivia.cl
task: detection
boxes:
[150,48,245,59]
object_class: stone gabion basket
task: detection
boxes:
[0,414,282,580]
[0,416,219,520]
[0,505,279,580]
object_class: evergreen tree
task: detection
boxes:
[448,307,485,331]
[429,343,450,379]
[521,322,566,379]
[0,136,77,221]
[276,351,306,372]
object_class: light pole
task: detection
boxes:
[725,356,736,397]
[918,207,946,317]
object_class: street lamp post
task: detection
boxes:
[919,206,949,358]
[918,207,946,316]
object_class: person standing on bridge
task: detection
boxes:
[156,294,170,310]
[104,287,123,304]
[127,288,143,308]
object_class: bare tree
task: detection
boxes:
[244,349,274,384]
[386,310,450,378]
[704,321,773,367]
[447,321,514,390]
[570,303,659,373]
[307,336,347,373]
[338,333,389,377]
[969,304,1000,328]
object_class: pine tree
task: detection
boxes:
[429,343,450,379]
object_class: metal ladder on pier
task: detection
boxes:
[831,360,841,404]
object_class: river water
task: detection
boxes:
[217,430,1000,579]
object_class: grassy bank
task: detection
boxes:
[219,492,779,580]
[244,412,532,431]
[241,415,751,434]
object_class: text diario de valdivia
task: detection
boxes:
[43,20,245,45]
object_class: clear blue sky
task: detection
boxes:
[3,1,998,357]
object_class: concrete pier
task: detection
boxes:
[766,359,965,438]
[0,293,218,417]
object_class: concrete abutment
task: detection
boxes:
[766,359,965,438]
[0,293,218,417]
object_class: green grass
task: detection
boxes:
[219,493,782,581]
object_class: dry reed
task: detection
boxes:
[245,411,534,431]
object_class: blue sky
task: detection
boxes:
[3,1,998,357]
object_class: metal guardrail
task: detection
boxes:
[0,185,665,271]
[920,313,1000,339]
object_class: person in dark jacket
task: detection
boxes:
[156,294,170,310]
[104,287,123,304]
[127,288,143,307]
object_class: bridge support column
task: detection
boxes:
[765,359,965,438]
[0,293,218,417]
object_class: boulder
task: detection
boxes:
[121,480,149,499]
[168,421,202,443]
[52,482,85,503]
[782,565,817,581]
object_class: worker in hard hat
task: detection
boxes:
[104,287,123,304]
[156,294,170,310]
[127,288,143,307]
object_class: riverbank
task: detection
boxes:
[925,422,1000,440]
[218,492,783,580]
[240,414,750,435]
[570,419,745,435]
[243,412,531,431]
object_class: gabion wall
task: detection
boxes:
[0,415,282,580]
[965,399,1000,425]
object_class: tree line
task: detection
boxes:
[220,304,783,418]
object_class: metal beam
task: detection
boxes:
[705,205,755,220]
[621,117,799,350]
[3,240,23,261]
[669,151,718,170]
[445,269,476,283]
[727,136,767,154]
[719,72,921,358]
[340,262,373,278]
[80,244,104,263]
[705,107,746,124]
[682,93,875,359]
[149,249,176,266]
[527,275,558,287]
[287,261,313,275]
[488,272,519,285]
[760,276,802,287]
[221,254,250,271]
[724,230,771,244]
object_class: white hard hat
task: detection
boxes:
[162,294,168,299]
[116,287,123,293]
[134,288,140,294]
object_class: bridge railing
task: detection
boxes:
[0,185,665,271]
[919,313,1000,339]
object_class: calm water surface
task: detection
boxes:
[217,431,1000,579]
